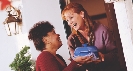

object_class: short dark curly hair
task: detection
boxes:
[28,21,54,51]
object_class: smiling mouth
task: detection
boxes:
[58,38,61,42]
[73,23,77,27]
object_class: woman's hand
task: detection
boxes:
[74,56,93,65]
[93,52,104,64]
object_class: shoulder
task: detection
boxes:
[68,33,76,38]
[67,33,76,41]
[94,23,109,32]
[56,54,63,59]
[93,23,110,35]
[37,51,54,60]
[56,54,67,65]
[56,54,65,62]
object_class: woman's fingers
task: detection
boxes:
[74,56,93,64]
[81,56,93,64]
[74,53,104,64]
[86,60,92,64]
[92,52,104,64]
[93,59,101,64]
[99,52,104,61]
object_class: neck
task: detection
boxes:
[78,27,88,34]
[43,46,57,56]
[79,24,88,31]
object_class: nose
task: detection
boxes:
[57,34,60,36]
[57,34,60,38]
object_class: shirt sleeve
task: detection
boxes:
[102,27,119,64]
[67,34,83,59]
[36,52,61,71]
[36,51,79,71]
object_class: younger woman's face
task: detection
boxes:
[64,10,85,31]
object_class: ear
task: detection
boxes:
[80,11,84,18]
[42,36,51,44]
[42,37,48,43]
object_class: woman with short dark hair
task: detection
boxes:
[28,21,92,71]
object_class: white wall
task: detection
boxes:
[0,0,70,70]
[22,0,70,65]
[113,0,133,71]
[0,11,19,70]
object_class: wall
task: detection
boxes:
[71,0,106,15]
[0,11,19,70]
[0,0,70,70]
[71,0,109,29]
[22,0,70,64]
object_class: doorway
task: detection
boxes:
[59,0,127,70]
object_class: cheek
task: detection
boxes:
[67,23,72,27]
[79,18,84,24]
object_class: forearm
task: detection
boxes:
[68,46,75,60]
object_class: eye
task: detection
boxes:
[66,17,73,22]
[70,17,73,19]
[53,31,56,34]
[51,30,55,34]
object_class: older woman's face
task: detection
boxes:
[45,29,62,49]
[64,11,85,31]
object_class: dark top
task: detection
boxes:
[36,51,80,71]
[67,23,121,71]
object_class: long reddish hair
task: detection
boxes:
[61,2,95,45]
[61,2,94,34]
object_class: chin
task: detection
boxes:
[60,43,63,47]
[58,43,62,47]
[73,28,78,31]
[58,44,62,49]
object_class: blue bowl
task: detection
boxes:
[74,43,99,60]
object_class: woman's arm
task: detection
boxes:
[101,27,119,64]
[37,52,62,71]
[67,34,83,59]
[37,51,80,71]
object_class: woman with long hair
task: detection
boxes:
[61,2,121,71]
